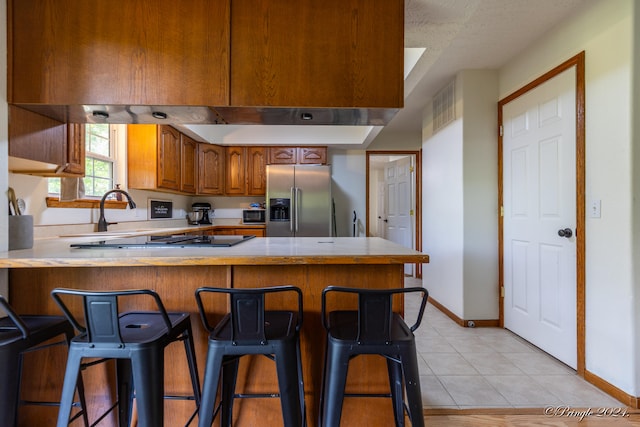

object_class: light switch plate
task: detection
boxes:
[589,199,601,218]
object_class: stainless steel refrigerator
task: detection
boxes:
[266,165,332,237]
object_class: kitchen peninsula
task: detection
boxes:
[1,236,429,426]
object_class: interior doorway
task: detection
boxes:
[366,150,422,278]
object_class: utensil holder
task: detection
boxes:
[9,215,34,250]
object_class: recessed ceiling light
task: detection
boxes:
[152,111,168,119]
[300,112,313,121]
[92,110,109,119]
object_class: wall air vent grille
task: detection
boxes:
[432,80,455,133]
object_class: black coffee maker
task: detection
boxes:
[191,202,213,225]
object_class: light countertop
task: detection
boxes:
[0,236,429,268]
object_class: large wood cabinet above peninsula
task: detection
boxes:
[8,0,402,124]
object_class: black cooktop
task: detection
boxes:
[70,234,255,249]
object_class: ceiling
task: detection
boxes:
[182,0,592,149]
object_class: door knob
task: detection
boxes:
[558,228,573,238]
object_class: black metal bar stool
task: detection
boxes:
[51,288,201,427]
[319,286,429,427]
[0,295,89,427]
[194,286,306,427]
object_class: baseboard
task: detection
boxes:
[428,296,499,328]
[584,370,640,409]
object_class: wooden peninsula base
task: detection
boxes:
[2,236,429,426]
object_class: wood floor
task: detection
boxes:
[423,408,640,426]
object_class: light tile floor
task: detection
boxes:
[404,278,625,410]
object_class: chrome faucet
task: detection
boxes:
[97,189,137,232]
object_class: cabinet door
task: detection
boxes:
[157,126,181,191]
[225,146,246,195]
[181,134,198,194]
[8,105,85,177]
[64,124,86,175]
[268,147,297,164]
[247,147,267,196]
[9,0,230,106]
[198,144,225,195]
[298,147,326,165]
[231,0,403,108]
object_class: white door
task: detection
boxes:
[503,67,577,368]
[384,156,415,275]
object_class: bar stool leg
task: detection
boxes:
[320,344,350,427]
[0,351,21,427]
[116,359,134,427]
[220,356,240,427]
[182,325,202,407]
[198,349,225,427]
[400,346,424,427]
[387,356,405,427]
[274,342,303,427]
[131,348,164,427]
[56,350,83,427]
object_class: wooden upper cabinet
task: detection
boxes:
[268,146,327,165]
[180,134,198,194]
[268,147,297,165]
[8,105,85,177]
[9,0,230,106]
[246,147,267,196]
[298,147,327,164]
[225,146,246,195]
[198,143,225,195]
[128,124,190,194]
[157,126,182,191]
[230,0,404,108]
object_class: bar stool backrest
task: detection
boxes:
[51,288,173,346]
[322,286,429,344]
[195,286,303,345]
[0,295,30,339]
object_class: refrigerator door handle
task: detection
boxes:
[290,187,295,233]
[295,187,301,233]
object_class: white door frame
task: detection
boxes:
[498,52,586,375]
[366,150,423,278]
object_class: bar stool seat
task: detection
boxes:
[0,295,88,427]
[51,288,201,427]
[319,286,429,427]
[195,286,306,427]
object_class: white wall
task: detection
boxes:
[422,70,498,321]
[329,149,367,237]
[460,70,499,319]
[499,0,637,396]
[422,120,465,316]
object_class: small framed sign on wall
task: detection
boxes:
[148,199,173,220]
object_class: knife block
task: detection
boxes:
[9,215,33,250]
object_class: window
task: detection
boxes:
[48,124,117,197]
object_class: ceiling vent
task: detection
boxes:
[432,79,455,133]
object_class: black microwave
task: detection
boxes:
[242,209,265,223]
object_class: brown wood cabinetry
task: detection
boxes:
[246,147,267,195]
[225,146,267,196]
[180,134,198,194]
[268,146,327,165]
[225,146,245,195]
[8,0,230,107]
[128,125,197,194]
[230,0,403,109]
[8,105,85,177]
[197,144,225,195]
